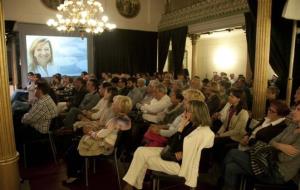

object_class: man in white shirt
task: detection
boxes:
[141,83,172,123]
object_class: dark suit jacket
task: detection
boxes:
[249,119,287,145]
[69,87,87,108]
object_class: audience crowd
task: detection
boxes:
[11,70,300,190]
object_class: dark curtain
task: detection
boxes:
[93,29,157,76]
[245,12,256,72]
[246,0,293,99]
[158,31,171,72]
[171,26,188,78]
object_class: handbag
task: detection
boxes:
[160,145,178,162]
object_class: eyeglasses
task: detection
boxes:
[268,108,277,114]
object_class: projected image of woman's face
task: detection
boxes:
[26,35,88,77]
[34,42,51,66]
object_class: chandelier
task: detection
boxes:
[46,0,116,37]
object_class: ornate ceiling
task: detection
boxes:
[159,0,249,31]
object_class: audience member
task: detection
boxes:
[63,79,100,128]
[15,80,58,144]
[190,76,201,90]
[73,86,118,130]
[147,89,205,139]
[141,83,172,123]
[56,77,87,113]
[266,86,280,112]
[123,100,214,190]
[64,95,132,184]
[223,102,300,190]
[118,77,130,95]
[143,89,184,147]
[127,77,143,106]
[213,88,249,162]
[137,78,147,97]
[239,100,289,151]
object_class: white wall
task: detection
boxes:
[3,0,165,32]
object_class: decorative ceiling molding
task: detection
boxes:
[158,0,249,31]
[188,13,245,34]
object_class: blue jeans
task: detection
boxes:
[223,149,253,190]
[223,149,285,190]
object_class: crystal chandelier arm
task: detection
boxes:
[47,0,116,35]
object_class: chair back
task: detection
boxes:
[114,129,132,158]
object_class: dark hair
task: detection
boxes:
[202,78,209,84]
[127,77,137,84]
[111,77,119,84]
[230,88,247,113]
[173,89,184,102]
[36,79,57,103]
[119,77,127,85]
[220,80,231,89]
[36,79,51,94]
[106,86,118,106]
[75,77,86,85]
[81,71,88,76]
[101,82,112,89]
[27,72,34,76]
[88,78,99,91]
[34,73,41,80]
[270,100,290,117]
[267,86,280,97]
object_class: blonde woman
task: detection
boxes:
[123,100,215,189]
[28,38,56,77]
[78,95,132,156]
[64,95,132,184]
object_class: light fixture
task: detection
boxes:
[46,0,116,38]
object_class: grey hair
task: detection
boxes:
[155,83,167,94]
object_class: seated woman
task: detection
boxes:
[212,88,249,162]
[64,95,132,184]
[73,86,118,130]
[223,102,300,190]
[123,100,215,190]
[239,100,290,151]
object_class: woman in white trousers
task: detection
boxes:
[123,100,215,189]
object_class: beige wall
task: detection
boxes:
[184,29,276,80]
[3,0,165,31]
[194,30,247,79]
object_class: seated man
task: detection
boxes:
[63,79,100,129]
[15,79,58,144]
[137,78,147,97]
[140,83,172,124]
[56,77,87,113]
[127,77,143,107]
